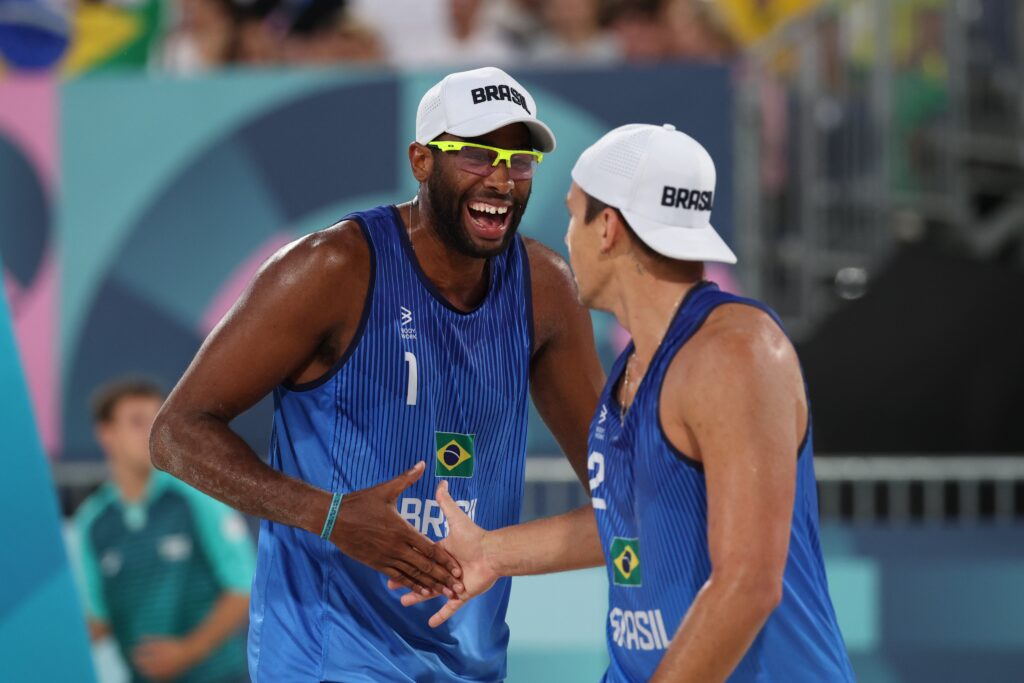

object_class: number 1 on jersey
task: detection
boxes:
[404,352,418,406]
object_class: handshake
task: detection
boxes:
[386,480,501,628]
[330,460,600,628]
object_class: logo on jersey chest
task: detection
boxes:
[611,537,642,587]
[400,306,416,340]
[595,404,609,440]
[435,431,475,478]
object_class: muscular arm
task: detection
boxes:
[151,226,364,533]
[483,504,602,576]
[525,238,605,486]
[651,306,806,683]
[150,223,461,596]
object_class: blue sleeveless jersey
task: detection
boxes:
[248,205,532,682]
[588,282,854,683]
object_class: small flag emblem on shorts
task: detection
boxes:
[611,538,642,587]
[435,432,475,478]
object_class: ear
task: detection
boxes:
[409,142,433,183]
[598,208,624,254]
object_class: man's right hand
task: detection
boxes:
[389,480,501,627]
[330,461,465,598]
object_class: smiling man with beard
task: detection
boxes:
[150,67,604,682]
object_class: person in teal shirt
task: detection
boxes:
[74,379,255,683]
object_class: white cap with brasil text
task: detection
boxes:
[416,66,557,153]
[571,123,736,264]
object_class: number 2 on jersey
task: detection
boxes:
[588,451,606,510]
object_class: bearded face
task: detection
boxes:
[424,156,531,258]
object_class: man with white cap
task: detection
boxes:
[400,124,855,682]
[151,67,604,681]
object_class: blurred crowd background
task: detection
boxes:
[4,0,812,76]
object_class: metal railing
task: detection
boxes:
[523,454,1024,524]
[53,455,1024,525]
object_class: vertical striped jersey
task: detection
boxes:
[248,205,533,682]
[588,281,854,682]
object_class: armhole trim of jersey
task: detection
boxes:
[796,387,811,460]
[655,299,718,472]
[657,416,706,472]
[521,236,536,359]
[656,298,811,470]
[283,217,377,392]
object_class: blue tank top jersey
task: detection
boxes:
[589,281,854,683]
[248,205,533,682]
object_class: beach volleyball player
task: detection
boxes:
[150,67,603,681]
[401,125,855,682]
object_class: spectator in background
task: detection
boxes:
[663,0,737,61]
[349,0,518,67]
[491,0,547,54]
[163,0,383,72]
[162,0,236,74]
[427,0,520,66]
[74,379,255,683]
[531,0,618,63]
[232,0,282,66]
[607,0,672,62]
[346,0,450,65]
[279,0,381,65]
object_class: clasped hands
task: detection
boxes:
[386,480,500,627]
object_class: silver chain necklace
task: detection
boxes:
[619,288,688,420]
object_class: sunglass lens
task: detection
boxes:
[509,154,537,180]
[455,146,499,176]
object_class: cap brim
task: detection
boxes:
[446,113,556,153]
[620,209,737,264]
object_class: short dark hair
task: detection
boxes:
[582,190,670,263]
[90,378,164,424]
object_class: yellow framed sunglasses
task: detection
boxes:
[427,140,544,180]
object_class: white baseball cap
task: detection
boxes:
[571,123,736,264]
[416,67,556,153]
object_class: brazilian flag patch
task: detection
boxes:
[435,431,475,478]
[610,537,642,587]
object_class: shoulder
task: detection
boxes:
[667,302,799,401]
[692,303,793,366]
[522,237,575,290]
[233,219,372,331]
[521,237,586,350]
[659,301,806,458]
[261,220,371,288]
